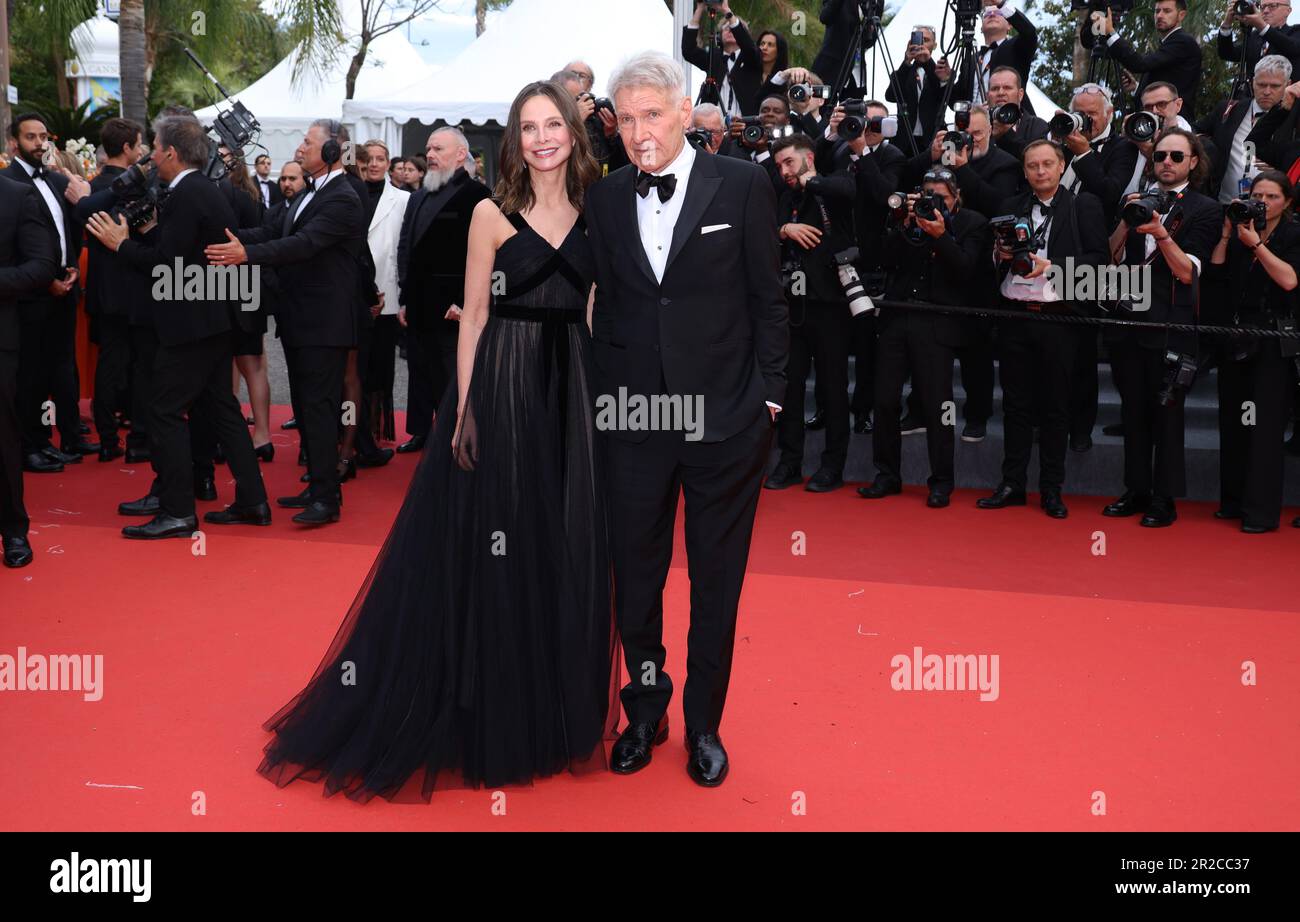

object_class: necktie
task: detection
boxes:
[636,171,677,203]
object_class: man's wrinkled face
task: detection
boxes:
[760,96,790,128]
[692,111,726,152]
[1254,69,1287,110]
[1262,1,1292,27]
[968,111,991,158]
[987,71,1023,108]
[426,131,466,173]
[295,125,328,176]
[615,84,692,173]
[1071,90,1110,141]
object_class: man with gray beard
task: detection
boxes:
[393,127,491,449]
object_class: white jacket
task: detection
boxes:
[368,180,410,315]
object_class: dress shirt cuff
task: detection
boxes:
[770,71,788,86]
[1261,24,1272,35]
[766,401,782,411]
[755,150,771,163]
[1106,33,1120,47]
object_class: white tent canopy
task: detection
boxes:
[344,0,690,132]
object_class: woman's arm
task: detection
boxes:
[456,198,505,419]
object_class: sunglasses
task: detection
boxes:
[1152,150,1187,163]
[924,169,956,183]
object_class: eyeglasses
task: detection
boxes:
[1072,83,1114,103]
[924,169,956,183]
[1261,3,1289,10]
[1152,150,1186,163]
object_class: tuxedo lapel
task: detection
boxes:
[618,168,658,286]
[664,153,722,276]
[414,171,469,242]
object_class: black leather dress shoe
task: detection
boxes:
[396,435,426,454]
[337,458,357,483]
[98,443,125,463]
[125,446,150,463]
[804,410,826,430]
[23,452,63,474]
[1241,522,1277,534]
[857,478,902,499]
[63,439,100,455]
[899,414,926,435]
[355,447,394,468]
[853,413,873,434]
[3,536,33,568]
[281,417,298,430]
[684,730,729,787]
[203,502,272,526]
[293,502,341,525]
[277,487,313,508]
[805,468,843,493]
[960,420,986,443]
[1140,499,1177,528]
[976,483,1026,509]
[118,494,161,517]
[610,717,669,775]
[122,513,198,540]
[253,442,274,463]
[43,445,80,464]
[926,489,950,508]
[1103,491,1150,517]
[763,463,801,490]
[1214,507,1242,520]
[1041,491,1068,519]
[194,477,217,501]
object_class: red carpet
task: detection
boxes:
[2,402,1298,830]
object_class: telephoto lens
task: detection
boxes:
[992,103,1022,127]
[1121,190,1174,226]
[1124,111,1160,144]
[1049,111,1091,140]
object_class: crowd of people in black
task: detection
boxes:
[3,0,1300,571]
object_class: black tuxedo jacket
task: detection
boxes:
[0,176,58,351]
[74,169,163,327]
[116,171,240,347]
[1195,97,1267,199]
[2,161,82,295]
[952,12,1039,114]
[994,186,1109,316]
[585,151,788,443]
[1217,23,1300,89]
[813,0,864,87]
[1065,131,1140,227]
[953,146,1024,219]
[682,21,761,116]
[995,114,1050,161]
[887,58,946,140]
[1245,99,1300,175]
[880,207,991,347]
[779,169,856,303]
[236,169,366,349]
[396,168,492,333]
[1084,26,1202,112]
[255,176,284,209]
[850,143,906,269]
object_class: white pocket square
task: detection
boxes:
[700,223,731,235]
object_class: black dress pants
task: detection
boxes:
[1109,337,1187,498]
[285,344,348,504]
[998,316,1076,492]
[1218,343,1294,528]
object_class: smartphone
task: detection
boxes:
[910,30,924,46]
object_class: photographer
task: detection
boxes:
[904,105,1021,218]
[860,168,990,508]
[1102,128,1221,527]
[1207,170,1300,531]
[1218,0,1300,91]
[887,24,946,141]
[553,68,627,173]
[692,103,728,154]
[764,134,857,494]
[977,140,1109,519]
[1123,82,1193,197]
[952,1,1039,110]
[1058,83,1140,227]
[814,0,868,94]
[987,66,1049,161]
[683,0,760,117]
[1196,54,1288,202]
[725,93,793,195]
[1081,1,1202,111]
[1244,74,1300,174]
[765,66,833,137]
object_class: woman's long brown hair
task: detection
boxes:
[495,81,600,215]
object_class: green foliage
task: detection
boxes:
[17,97,119,148]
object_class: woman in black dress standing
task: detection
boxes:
[257,81,618,801]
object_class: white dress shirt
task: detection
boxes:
[1000,195,1059,302]
[1220,99,1265,204]
[15,157,68,265]
[635,141,696,285]
[168,167,198,190]
[1142,181,1200,274]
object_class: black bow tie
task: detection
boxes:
[303,174,316,192]
[30,165,48,180]
[635,171,677,203]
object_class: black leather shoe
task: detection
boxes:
[857,478,902,499]
[926,489,950,508]
[1070,434,1093,452]
[355,447,394,468]
[899,414,926,435]
[337,458,357,482]
[98,443,124,463]
[763,463,802,490]
[1103,491,1150,517]
[125,446,150,463]
[610,717,669,775]
[1214,507,1242,520]
[396,435,426,454]
[253,442,274,463]
[277,488,313,508]
[3,536,33,568]
[805,468,843,493]
[1140,498,1177,528]
[853,413,873,434]
[118,494,160,516]
[293,502,340,525]
[1041,490,1069,519]
[684,730,729,787]
[804,410,826,430]
[1241,522,1277,534]
[977,483,1026,509]
[43,445,80,464]
[122,513,198,540]
[63,439,100,455]
[960,420,986,443]
[194,477,217,501]
[23,452,63,473]
[1101,422,1125,437]
[203,502,272,526]
[281,417,298,430]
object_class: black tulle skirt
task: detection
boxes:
[256,314,620,802]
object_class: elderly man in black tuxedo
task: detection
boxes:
[206,118,366,526]
[1082,0,1202,112]
[4,113,91,472]
[586,51,787,787]
[0,176,58,568]
[394,126,492,454]
[87,116,270,538]
[1218,0,1300,91]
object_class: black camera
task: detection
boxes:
[1158,351,1198,407]
[839,99,870,140]
[109,151,166,231]
[1049,111,1092,140]
[1121,189,1175,226]
[790,83,832,103]
[740,116,767,144]
[580,93,615,117]
[1227,195,1269,232]
[1236,0,1258,15]
[991,214,1037,277]
[991,103,1022,127]
[915,190,947,222]
[952,101,971,132]
[685,127,714,152]
[1123,111,1161,144]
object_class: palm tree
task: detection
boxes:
[119,0,147,122]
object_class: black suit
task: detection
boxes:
[115,171,267,519]
[586,150,787,733]
[952,12,1040,114]
[887,58,946,142]
[994,187,1109,492]
[3,160,82,454]
[1245,97,1300,175]
[682,20,761,116]
[255,176,284,209]
[813,0,865,91]
[396,169,492,437]
[1084,25,1202,113]
[1107,186,1222,500]
[237,168,366,505]
[1196,97,1270,202]
[0,176,57,539]
[995,113,1050,161]
[82,165,133,446]
[1062,130,1140,228]
[1217,23,1300,91]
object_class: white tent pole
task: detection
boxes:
[673,0,693,98]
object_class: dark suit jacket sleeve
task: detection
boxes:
[0,186,58,297]
[1216,29,1243,63]
[1262,23,1300,58]
[954,158,1019,219]
[1009,10,1039,72]
[742,165,789,406]
[733,21,760,70]
[1109,32,1199,76]
[931,213,984,278]
[682,26,710,72]
[396,195,417,307]
[1073,141,1139,220]
[584,186,616,342]
[1247,100,1300,168]
[242,194,359,267]
[1182,199,1226,269]
[74,185,123,224]
[854,147,904,207]
[806,170,855,203]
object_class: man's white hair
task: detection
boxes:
[431,125,469,152]
[693,102,723,122]
[1255,54,1293,82]
[609,51,686,104]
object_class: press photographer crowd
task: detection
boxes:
[4,0,1300,572]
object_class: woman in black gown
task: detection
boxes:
[256,82,618,803]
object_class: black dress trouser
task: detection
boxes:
[998,316,1076,492]
[0,349,27,539]
[777,298,850,474]
[874,313,957,492]
[1218,344,1294,528]
[285,344,348,504]
[1108,336,1187,498]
